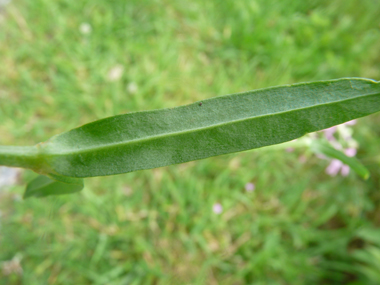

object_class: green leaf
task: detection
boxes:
[23,175,84,199]
[310,140,370,179]
[37,78,380,178]
[1,78,379,179]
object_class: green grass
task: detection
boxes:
[1,0,380,284]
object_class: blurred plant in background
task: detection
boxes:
[323,121,358,177]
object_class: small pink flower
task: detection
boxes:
[345,120,357,126]
[326,159,343,176]
[286,147,294,152]
[316,153,327,160]
[212,203,223,214]
[341,165,350,176]
[344,148,357,157]
[245,183,255,192]
[323,126,337,141]
[325,159,350,177]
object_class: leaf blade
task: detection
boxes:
[40,78,380,178]
[23,175,84,199]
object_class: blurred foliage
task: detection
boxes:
[0,0,380,284]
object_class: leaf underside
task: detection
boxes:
[24,175,84,199]
[33,77,380,178]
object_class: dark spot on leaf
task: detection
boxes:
[199,102,202,106]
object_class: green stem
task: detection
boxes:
[0,145,43,171]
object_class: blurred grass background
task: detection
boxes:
[0,0,380,284]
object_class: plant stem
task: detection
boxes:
[0,145,43,171]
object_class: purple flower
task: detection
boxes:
[344,148,357,157]
[345,120,357,126]
[325,159,350,177]
[341,165,350,176]
[316,153,327,160]
[326,159,343,176]
[245,183,255,192]
[323,126,337,141]
[212,203,223,214]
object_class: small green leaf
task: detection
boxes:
[23,175,84,199]
[310,140,370,179]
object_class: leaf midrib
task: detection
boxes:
[45,90,379,156]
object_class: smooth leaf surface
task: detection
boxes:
[310,140,370,179]
[23,175,84,199]
[37,78,380,178]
